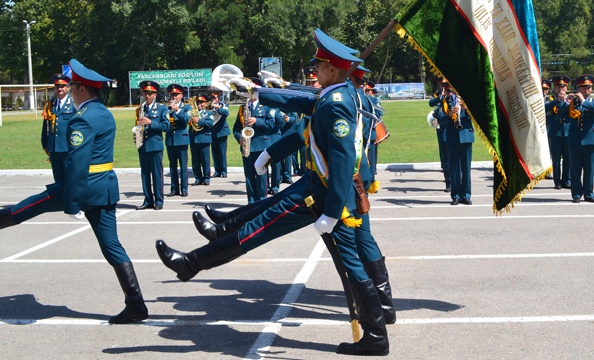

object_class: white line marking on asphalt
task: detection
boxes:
[2,314,594,326]
[0,210,134,262]
[244,238,326,360]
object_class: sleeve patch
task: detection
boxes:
[332,93,343,102]
[333,119,350,138]
[70,131,84,146]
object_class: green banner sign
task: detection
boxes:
[129,69,212,89]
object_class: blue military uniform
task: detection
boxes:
[209,91,231,178]
[189,94,215,185]
[137,81,170,209]
[232,99,278,203]
[267,108,287,194]
[280,111,298,182]
[545,76,571,189]
[42,74,75,182]
[438,99,474,204]
[567,74,594,202]
[1,58,148,325]
[165,84,191,196]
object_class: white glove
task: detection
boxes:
[255,150,271,175]
[69,211,85,220]
[314,214,339,235]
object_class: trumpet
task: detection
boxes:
[454,97,463,130]
[132,104,145,149]
[167,99,178,111]
[240,101,254,158]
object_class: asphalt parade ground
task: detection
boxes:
[1,163,593,359]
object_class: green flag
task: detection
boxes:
[395,0,551,213]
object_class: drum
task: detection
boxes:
[374,120,390,144]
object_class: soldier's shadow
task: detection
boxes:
[103,278,463,357]
[0,294,107,322]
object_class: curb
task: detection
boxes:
[0,161,494,177]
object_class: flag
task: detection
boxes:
[395,0,551,213]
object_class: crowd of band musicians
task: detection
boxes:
[0,29,397,356]
[41,68,386,210]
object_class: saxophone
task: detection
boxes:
[240,100,254,157]
[188,97,203,132]
[132,104,145,149]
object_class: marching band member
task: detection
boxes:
[567,74,594,203]
[209,90,231,178]
[42,73,74,182]
[136,81,170,210]
[189,94,215,186]
[429,77,451,192]
[165,84,191,197]
[0,59,149,324]
[232,90,277,203]
[545,76,571,189]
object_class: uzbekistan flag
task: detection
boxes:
[395,0,551,213]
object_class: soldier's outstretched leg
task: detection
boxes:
[109,261,149,324]
[204,200,264,224]
[194,203,263,242]
[155,232,244,282]
[0,207,15,229]
[336,279,390,356]
[363,257,396,324]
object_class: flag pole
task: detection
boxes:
[346,19,398,77]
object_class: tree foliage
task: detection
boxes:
[1,0,593,104]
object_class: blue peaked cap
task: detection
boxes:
[69,58,111,88]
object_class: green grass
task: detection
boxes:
[0,100,491,170]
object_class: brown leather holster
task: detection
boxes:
[353,172,370,214]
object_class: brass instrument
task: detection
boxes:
[132,104,145,149]
[168,99,178,126]
[188,97,203,132]
[453,97,462,130]
[240,101,254,158]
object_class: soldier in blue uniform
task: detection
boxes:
[267,107,287,195]
[155,29,389,356]
[42,73,75,182]
[364,80,380,175]
[545,76,571,189]
[0,59,148,324]
[165,84,191,197]
[279,111,298,183]
[438,95,474,205]
[209,90,231,178]
[233,93,278,203]
[136,81,170,210]
[429,78,451,192]
[567,74,594,203]
[189,94,215,186]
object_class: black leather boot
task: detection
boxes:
[194,211,254,243]
[336,279,389,356]
[0,206,15,230]
[204,202,261,224]
[363,257,396,324]
[155,232,244,282]
[109,261,148,324]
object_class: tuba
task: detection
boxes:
[212,64,244,92]
[188,97,203,132]
[132,104,145,148]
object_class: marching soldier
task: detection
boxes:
[364,80,379,175]
[165,84,191,197]
[279,111,298,184]
[567,74,594,203]
[0,59,148,324]
[267,108,286,195]
[189,94,214,186]
[232,92,277,203]
[42,73,74,182]
[156,29,389,356]
[209,90,231,178]
[136,81,170,210]
[546,76,571,189]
